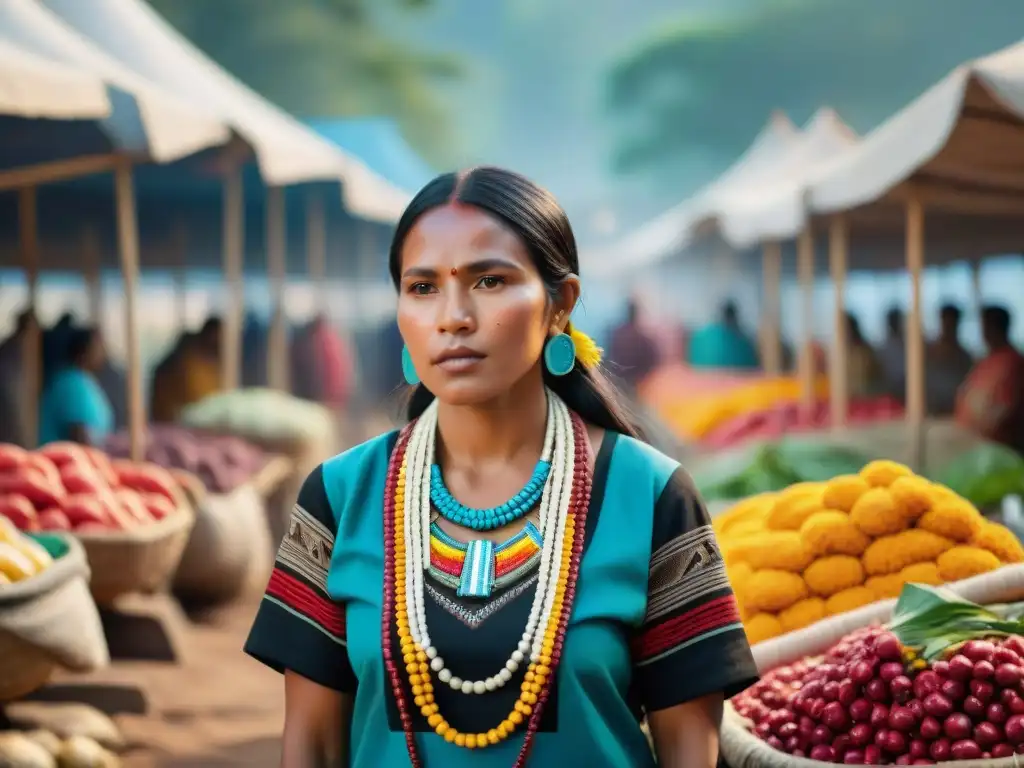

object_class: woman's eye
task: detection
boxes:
[476,276,505,289]
[409,282,435,295]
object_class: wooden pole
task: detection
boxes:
[761,240,782,375]
[797,226,816,415]
[18,187,40,449]
[905,196,926,470]
[172,219,188,329]
[82,225,103,325]
[0,154,118,193]
[221,166,244,391]
[266,186,289,391]
[829,215,850,431]
[114,161,145,462]
[306,192,327,316]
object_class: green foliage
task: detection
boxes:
[606,0,1024,175]
[888,583,1024,660]
[932,443,1024,510]
[145,0,461,166]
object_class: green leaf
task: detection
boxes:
[931,443,1024,508]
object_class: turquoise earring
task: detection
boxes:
[401,345,420,385]
[544,333,576,377]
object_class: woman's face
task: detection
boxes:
[396,204,577,406]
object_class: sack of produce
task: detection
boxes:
[180,388,337,455]
[0,442,196,605]
[105,425,267,495]
[723,583,1024,766]
[172,483,273,606]
[0,526,109,701]
[715,459,1024,646]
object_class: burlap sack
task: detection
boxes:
[172,483,273,605]
[0,535,109,672]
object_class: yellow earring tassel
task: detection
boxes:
[567,323,603,369]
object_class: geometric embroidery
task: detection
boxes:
[276,504,334,593]
[425,574,538,630]
[642,525,732,625]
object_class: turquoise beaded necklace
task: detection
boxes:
[429,460,551,531]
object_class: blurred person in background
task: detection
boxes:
[927,303,973,415]
[956,305,1024,453]
[38,326,113,446]
[687,299,759,369]
[879,306,906,401]
[41,311,76,386]
[241,311,269,388]
[290,313,353,409]
[606,298,660,396]
[845,312,883,398]
[150,317,223,423]
[0,309,37,446]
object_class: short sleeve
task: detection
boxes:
[632,467,759,713]
[244,465,357,692]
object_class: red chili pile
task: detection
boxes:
[733,626,1024,764]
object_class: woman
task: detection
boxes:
[38,326,114,446]
[245,168,757,767]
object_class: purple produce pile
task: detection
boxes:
[106,425,266,494]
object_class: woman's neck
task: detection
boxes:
[435,373,549,471]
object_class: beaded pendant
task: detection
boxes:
[429,460,551,531]
[430,521,543,598]
[382,395,592,767]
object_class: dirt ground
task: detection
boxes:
[33,593,285,767]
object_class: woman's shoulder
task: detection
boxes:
[603,430,687,500]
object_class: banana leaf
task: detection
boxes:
[931,442,1024,508]
[888,583,1024,660]
[773,438,872,482]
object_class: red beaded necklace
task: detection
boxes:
[381,413,592,766]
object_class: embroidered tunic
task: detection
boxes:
[245,430,758,766]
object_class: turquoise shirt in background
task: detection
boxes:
[38,367,114,446]
[687,323,759,369]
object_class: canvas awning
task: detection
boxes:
[0,0,229,163]
[808,39,1024,229]
[586,111,799,277]
[0,37,109,121]
[43,0,410,221]
[715,108,859,249]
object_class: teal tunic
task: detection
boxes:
[246,428,757,766]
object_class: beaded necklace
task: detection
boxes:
[382,392,592,766]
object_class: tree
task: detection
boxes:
[145,0,461,166]
[606,0,1024,183]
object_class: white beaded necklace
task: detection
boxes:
[401,391,576,695]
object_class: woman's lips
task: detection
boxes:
[435,354,485,373]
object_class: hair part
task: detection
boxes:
[389,166,645,441]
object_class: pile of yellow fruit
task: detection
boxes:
[714,460,1024,645]
[0,515,53,585]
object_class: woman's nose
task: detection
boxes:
[437,287,476,335]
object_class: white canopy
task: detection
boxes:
[0,0,228,163]
[0,37,110,120]
[716,108,859,249]
[809,39,1024,222]
[43,0,410,221]
[585,111,799,277]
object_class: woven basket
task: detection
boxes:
[0,629,56,701]
[76,505,195,605]
[0,534,108,701]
